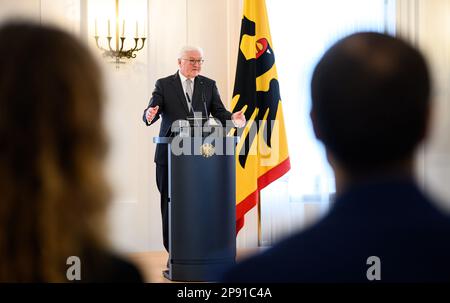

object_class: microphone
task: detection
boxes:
[202,91,209,119]
[185,92,193,114]
[199,80,208,119]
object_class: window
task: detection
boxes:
[261,0,396,245]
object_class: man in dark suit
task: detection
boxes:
[222,32,450,282]
[143,46,245,262]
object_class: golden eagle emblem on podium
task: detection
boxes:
[200,143,215,158]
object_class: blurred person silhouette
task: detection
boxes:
[0,22,143,282]
[222,32,450,282]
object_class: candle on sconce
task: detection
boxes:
[107,19,111,36]
[122,20,125,37]
[135,21,139,38]
[95,18,98,36]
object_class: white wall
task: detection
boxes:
[0,0,40,23]
[418,0,450,212]
[397,0,450,212]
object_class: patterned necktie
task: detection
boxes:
[185,79,193,113]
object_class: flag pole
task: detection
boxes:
[257,191,262,247]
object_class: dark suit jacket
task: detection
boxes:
[222,178,450,282]
[143,72,232,165]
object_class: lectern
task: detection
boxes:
[153,133,237,281]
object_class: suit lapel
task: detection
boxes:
[171,72,190,114]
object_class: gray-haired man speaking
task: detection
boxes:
[143,46,245,268]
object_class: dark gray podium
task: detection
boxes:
[153,136,237,281]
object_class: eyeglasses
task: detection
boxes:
[182,58,204,65]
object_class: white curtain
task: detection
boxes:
[261,0,396,246]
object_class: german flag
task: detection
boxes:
[232,0,290,233]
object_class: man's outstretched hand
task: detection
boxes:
[231,110,246,128]
[147,106,245,127]
[146,105,159,123]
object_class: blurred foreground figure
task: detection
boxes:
[223,32,450,282]
[0,22,142,282]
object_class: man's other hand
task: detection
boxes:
[146,105,159,123]
[231,110,246,128]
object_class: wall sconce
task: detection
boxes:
[93,0,146,67]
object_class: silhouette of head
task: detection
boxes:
[311,32,430,175]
